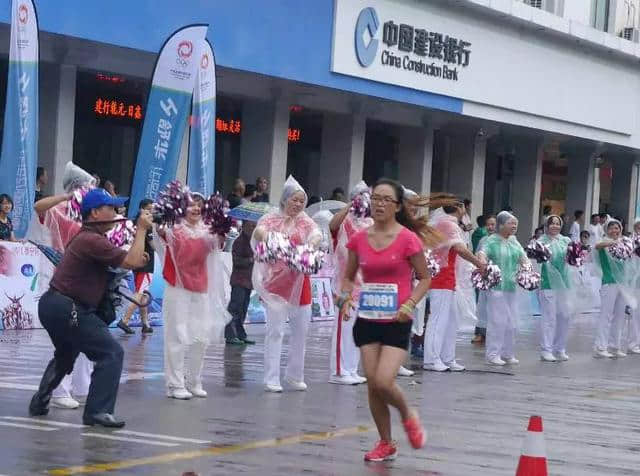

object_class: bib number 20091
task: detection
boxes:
[359,283,398,319]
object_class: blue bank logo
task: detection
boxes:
[354,7,379,67]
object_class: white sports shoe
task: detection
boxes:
[350,373,367,384]
[73,395,87,406]
[397,366,415,377]
[264,384,283,393]
[445,361,465,372]
[487,357,506,366]
[615,350,627,358]
[285,377,308,391]
[540,351,557,362]
[593,349,614,358]
[329,374,359,385]
[423,361,449,372]
[503,357,519,365]
[50,397,80,409]
[187,386,208,398]
[628,346,640,354]
[554,351,569,361]
[166,388,193,400]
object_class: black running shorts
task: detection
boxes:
[352,317,412,350]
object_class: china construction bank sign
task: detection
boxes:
[331,0,474,92]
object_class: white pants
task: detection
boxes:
[52,353,93,399]
[424,289,457,366]
[537,290,570,353]
[595,284,626,351]
[329,307,359,377]
[628,308,640,350]
[264,304,311,386]
[164,327,208,390]
[486,291,518,360]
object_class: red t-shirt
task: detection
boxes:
[346,227,423,321]
[430,248,457,290]
[162,228,214,293]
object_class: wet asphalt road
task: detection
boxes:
[0,312,639,475]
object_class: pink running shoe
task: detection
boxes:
[364,440,398,462]
[403,415,426,449]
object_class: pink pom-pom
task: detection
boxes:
[425,249,440,277]
[350,192,371,219]
[471,261,502,290]
[516,263,541,291]
[633,234,640,258]
[106,220,135,247]
[566,241,589,267]
[152,181,191,227]
[67,186,91,222]
[610,236,634,261]
[203,193,233,239]
[526,240,551,264]
[254,231,325,275]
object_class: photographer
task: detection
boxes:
[29,188,151,428]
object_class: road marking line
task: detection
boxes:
[0,382,38,391]
[48,425,372,475]
[586,386,640,399]
[0,417,88,428]
[114,430,211,444]
[81,433,180,447]
[0,375,44,380]
[0,421,57,431]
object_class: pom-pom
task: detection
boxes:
[516,262,541,291]
[106,220,135,248]
[633,234,640,258]
[288,243,326,275]
[152,181,191,227]
[203,193,233,239]
[471,261,502,290]
[254,232,291,265]
[254,231,325,275]
[425,249,440,277]
[350,192,371,219]
[526,239,551,264]
[566,241,589,267]
[67,186,91,222]
[609,236,634,261]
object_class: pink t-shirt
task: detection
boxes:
[346,226,423,321]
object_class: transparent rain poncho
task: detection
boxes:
[251,176,322,311]
[593,218,639,310]
[154,221,231,344]
[333,181,373,296]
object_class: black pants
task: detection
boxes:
[32,289,124,418]
[225,286,251,340]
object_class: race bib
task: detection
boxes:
[359,283,398,320]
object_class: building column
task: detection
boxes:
[397,124,434,196]
[443,128,486,221]
[317,112,365,197]
[50,64,77,194]
[609,152,638,230]
[239,97,290,203]
[511,137,543,243]
[565,144,600,219]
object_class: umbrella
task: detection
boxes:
[228,202,276,222]
[305,200,347,217]
[29,241,63,267]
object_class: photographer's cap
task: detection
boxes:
[81,188,128,215]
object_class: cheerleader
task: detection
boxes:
[328,181,372,385]
[537,215,572,362]
[477,211,529,366]
[472,215,496,344]
[252,176,322,392]
[31,162,95,410]
[155,193,229,399]
[594,218,636,358]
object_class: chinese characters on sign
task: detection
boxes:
[94,98,143,120]
[95,73,126,84]
[215,118,301,143]
[145,97,178,199]
[379,20,471,81]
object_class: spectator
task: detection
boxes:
[533,226,544,240]
[0,194,16,241]
[471,215,487,253]
[91,173,101,187]
[541,205,552,226]
[570,210,584,242]
[560,213,569,235]
[252,176,270,203]
[329,187,345,202]
[586,214,602,245]
[225,220,256,345]
[103,180,116,197]
[227,179,246,209]
[243,184,257,202]
[460,198,473,247]
[35,166,48,202]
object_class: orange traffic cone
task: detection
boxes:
[515,416,548,476]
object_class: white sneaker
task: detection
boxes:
[628,346,640,354]
[264,384,283,393]
[487,357,506,366]
[166,388,193,400]
[423,361,449,372]
[540,351,557,362]
[445,361,465,372]
[350,373,367,384]
[593,349,614,358]
[329,374,359,385]
[72,395,87,406]
[50,397,80,409]
[285,377,308,391]
[554,351,569,361]
[187,386,208,398]
[503,357,519,365]
[615,350,627,358]
[397,366,415,377]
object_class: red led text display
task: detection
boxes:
[94,98,143,120]
[215,118,301,143]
